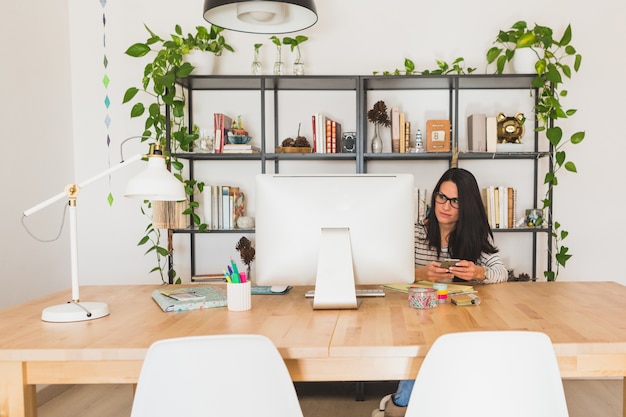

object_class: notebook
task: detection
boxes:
[152,286,227,312]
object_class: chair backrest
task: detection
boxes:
[405,331,569,417]
[130,334,304,417]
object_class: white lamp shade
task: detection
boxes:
[125,156,186,201]
[203,0,318,34]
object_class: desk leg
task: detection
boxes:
[0,361,36,417]
[623,376,625,417]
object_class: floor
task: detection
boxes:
[37,379,623,417]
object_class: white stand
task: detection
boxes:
[312,228,359,310]
[40,202,110,322]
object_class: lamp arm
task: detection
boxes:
[23,153,143,218]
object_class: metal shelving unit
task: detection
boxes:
[167,74,552,282]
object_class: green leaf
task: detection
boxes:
[156,246,169,257]
[559,24,572,46]
[544,271,556,281]
[130,103,145,118]
[516,32,536,48]
[571,131,585,144]
[564,161,577,173]
[122,87,139,104]
[546,126,562,147]
[125,43,151,57]
[137,236,150,246]
[555,150,566,166]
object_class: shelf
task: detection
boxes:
[178,75,358,91]
[492,228,550,233]
[167,73,552,283]
[173,152,262,161]
[171,228,255,234]
[458,151,550,160]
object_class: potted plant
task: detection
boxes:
[251,43,263,75]
[283,35,308,75]
[487,21,585,281]
[123,24,233,283]
[270,35,283,75]
[367,100,391,153]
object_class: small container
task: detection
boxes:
[227,281,252,311]
[408,287,437,309]
[433,283,448,304]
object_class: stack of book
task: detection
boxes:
[482,186,517,229]
[222,143,260,154]
[312,113,343,153]
[202,185,246,230]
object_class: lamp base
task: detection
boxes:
[41,301,110,323]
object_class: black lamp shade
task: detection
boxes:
[203,0,318,34]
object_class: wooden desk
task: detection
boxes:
[1,282,625,417]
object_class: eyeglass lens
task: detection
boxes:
[435,191,459,208]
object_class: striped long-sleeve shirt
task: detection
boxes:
[414,224,508,284]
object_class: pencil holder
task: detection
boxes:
[227,281,252,311]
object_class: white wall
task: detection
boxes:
[0,0,74,308]
[2,0,624,308]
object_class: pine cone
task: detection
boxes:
[294,136,310,147]
[236,237,256,266]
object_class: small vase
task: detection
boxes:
[273,47,283,75]
[293,61,305,76]
[371,124,383,153]
[273,61,284,75]
[251,50,262,75]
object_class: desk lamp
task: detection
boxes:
[203,0,318,34]
[22,140,186,323]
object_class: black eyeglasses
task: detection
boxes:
[435,191,459,209]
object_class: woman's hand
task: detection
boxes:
[419,262,454,282]
[448,260,485,282]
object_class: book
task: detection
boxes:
[383,281,474,294]
[486,116,497,152]
[211,185,220,230]
[223,143,259,151]
[391,107,400,152]
[221,186,230,229]
[326,118,332,153]
[213,113,232,154]
[467,114,486,152]
[152,286,227,312]
[450,293,481,306]
[160,288,206,302]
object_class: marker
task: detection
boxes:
[223,269,232,283]
[230,259,241,283]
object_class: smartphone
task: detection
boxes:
[439,259,460,269]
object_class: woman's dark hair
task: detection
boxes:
[424,167,497,261]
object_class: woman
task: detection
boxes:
[376,168,508,417]
[414,167,508,284]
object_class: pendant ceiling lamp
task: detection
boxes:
[203,0,318,34]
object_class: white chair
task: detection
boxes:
[130,334,304,417]
[405,331,569,417]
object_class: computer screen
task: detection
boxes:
[255,173,415,309]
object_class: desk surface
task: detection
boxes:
[1,282,626,417]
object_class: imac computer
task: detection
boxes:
[255,173,415,309]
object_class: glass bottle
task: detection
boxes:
[371,124,383,153]
[273,46,283,75]
[251,48,262,75]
